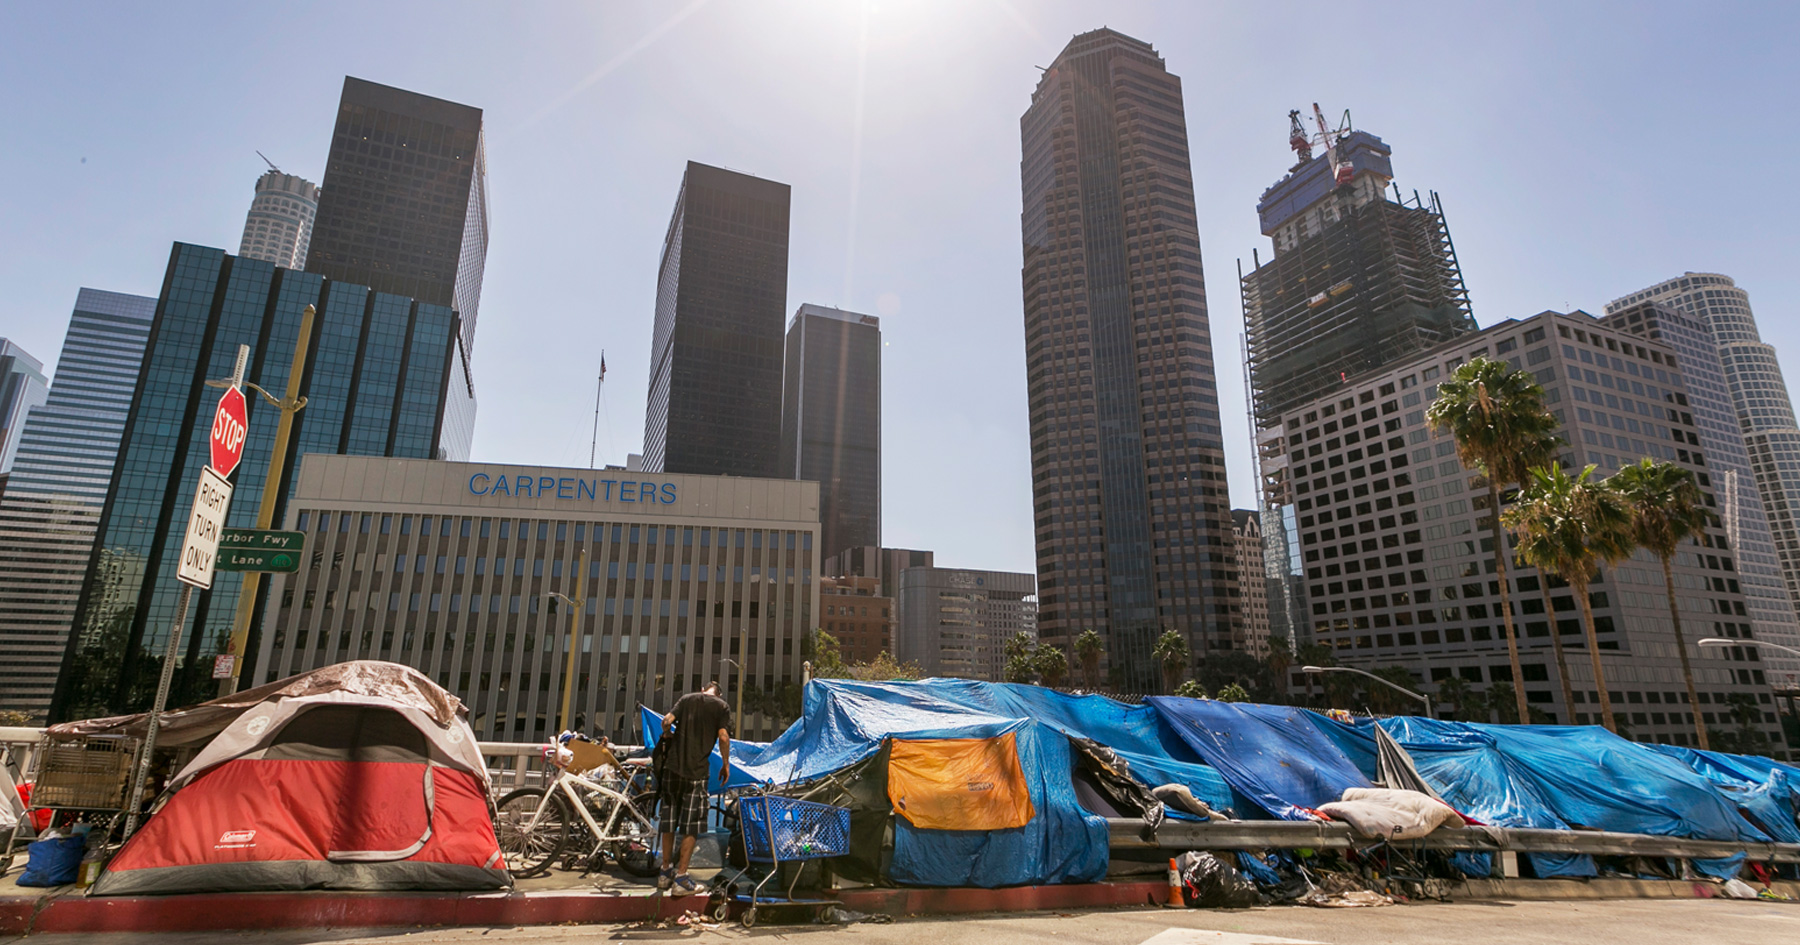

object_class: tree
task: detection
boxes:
[1435,675,1478,722]
[1612,458,1713,749]
[1367,666,1424,715]
[1216,682,1250,703]
[848,650,925,682]
[0,709,31,726]
[1296,643,1334,707]
[1428,356,1559,729]
[1034,644,1069,688]
[807,630,849,679]
[1152,629,1190,694]
[1174,679,1209,699]
[1504,463,1635,732]
[1486,682,1520,724]
[1265,634,1293,704]
[1074,630,1105,690]
[1004,631,1038,684]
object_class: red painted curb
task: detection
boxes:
[0,880,1168,934]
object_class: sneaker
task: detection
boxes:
[672,873,700,895]
[656,867,675,891]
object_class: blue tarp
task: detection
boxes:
[1651,745,1800,845]
[1145,698,1372,820]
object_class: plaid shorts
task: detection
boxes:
[658,776,710,837]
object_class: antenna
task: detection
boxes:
[256,151,281,173]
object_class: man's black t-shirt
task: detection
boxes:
[666,691,731,781]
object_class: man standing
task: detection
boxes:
[657,680,731,893]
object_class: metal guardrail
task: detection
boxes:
[1108,818,1800,864]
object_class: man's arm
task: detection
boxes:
[716,727,731,781]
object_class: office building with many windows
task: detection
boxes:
[238,169,319,269]
[643,162,790,478]
[1604,300,1800,685]
[51,244,463,721]
[0,339,49,477]
[1606,275,1800,683]
[257,456,819,743]
[896,567,1037,682]
[1020,29,1237,690]
[0,291,155,720]
[780,304,880,562]
[1275,310,1783,750]
[305,77,487,461]
[1232,510,1274,657]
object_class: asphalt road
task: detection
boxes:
[8,899,1800,945]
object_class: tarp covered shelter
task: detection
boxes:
[91,661,509,895]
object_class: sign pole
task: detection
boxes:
[123,347,250,840]
[218,306,313,696]
[121,583,193,841]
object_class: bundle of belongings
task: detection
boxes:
[1317,788,1465,841]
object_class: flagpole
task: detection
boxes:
[601,349,615,468]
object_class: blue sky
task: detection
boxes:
[3,1,1797,577]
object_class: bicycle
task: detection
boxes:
[494,740,661,879]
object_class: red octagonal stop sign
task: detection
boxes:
[210,386,249,479]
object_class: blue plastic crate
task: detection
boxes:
[737,795,851,862]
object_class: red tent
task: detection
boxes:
[90,662,509,895]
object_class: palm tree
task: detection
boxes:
[1509,430,1582,724]
[1296,643,1333,707]
[1428,357,1560,729]
[1435,674,1475,721]
[1503,464,1636,732]
[1612,459,1713,749]
[1152,629,1190,694]
[1034,644,1069,688]
[1074,630,1105,690]
[1265,634,1293,705]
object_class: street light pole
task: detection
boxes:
[217,305,314,696]
[1302,665,1435,719]
[546,550,587,735]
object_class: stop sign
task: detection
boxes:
[210,386,249,478]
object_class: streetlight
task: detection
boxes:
[1302,665,1435,719]
[1698,637,1800,659]
[544,550,587,735]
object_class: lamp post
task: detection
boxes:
[544,550,587,735]
[1697,637,1800,659]
[216,305,314,696]
[1302,665,1435,719]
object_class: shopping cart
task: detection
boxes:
[1,735,140,874]
[710,793,851,927]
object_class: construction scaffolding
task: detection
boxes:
[1242,188,1475,427]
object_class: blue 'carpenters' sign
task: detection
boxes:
[468,472,678,505]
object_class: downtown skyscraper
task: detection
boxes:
[780,304,881,562]
[1241,117,1475,647]
[1020,29,1237,691]
[0,290,155,721]
[52,246,464,720]
[643,162,790,478]
[306,77,487,461]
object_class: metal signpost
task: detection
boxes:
[122,347,248,840]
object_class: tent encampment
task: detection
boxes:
[84,661,509,895]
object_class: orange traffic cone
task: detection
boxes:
[1165,857,1186,908]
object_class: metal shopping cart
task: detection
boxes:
[711,793,851,927]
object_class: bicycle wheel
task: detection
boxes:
[495,788,571,878]
[608,809,662,877]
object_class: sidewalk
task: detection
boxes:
[3,867,1796,936]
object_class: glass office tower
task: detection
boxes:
[51,244,460,720]
[306,77,487,460]
[779,304,881,562]
[643,162,790,478]
[1019,29,1238,691]
[0,290,155,721]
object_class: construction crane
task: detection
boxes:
[1287,110,1312,166]
[256,151,281,174]
[1311,103,1355,187]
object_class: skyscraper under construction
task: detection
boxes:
[1020,29,1237,692]
[1241,111,1476,645]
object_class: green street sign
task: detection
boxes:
[218,529,306,551]
[214,548,302,573]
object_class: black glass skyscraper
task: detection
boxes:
[52,244,462,720]
[780,304,881,561]
[643,162,790,478]
[306,77,486,460]
[1020,29,1238,692]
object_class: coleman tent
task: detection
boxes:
[89,661,509,895]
